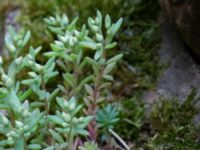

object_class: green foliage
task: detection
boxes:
[113,91,200,149]
[96,105,119,129]
[148,90,200,149]
[48,97,93,149]
[116,95,146,142]
[0,26,45,149]
[44,11,123,143]
[0,0,161,91]
[78,142,99,150]
[124,24,161,89]
[0,11,123,149]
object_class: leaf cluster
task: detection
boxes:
[0,11,123,150]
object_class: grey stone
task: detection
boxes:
[157,17,200,101]
[0,8,20,56]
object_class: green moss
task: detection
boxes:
[148,90,200,149]
[122,23,161,89]
[116,93,146,143]
[115,90,200,149]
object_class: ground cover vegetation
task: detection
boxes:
[0,0,199,149]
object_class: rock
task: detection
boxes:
[157,17,200,101]
[159,0,200,58]
[3,8,20,57]
[0,7,20,56]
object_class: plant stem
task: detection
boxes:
[41,74,52,144]
[67,118,74,150]
[87,39,107,141]
[23,136,28,150]
[41,75,48,115]
[87,67,104,141]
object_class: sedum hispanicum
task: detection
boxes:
[0,11,122,150]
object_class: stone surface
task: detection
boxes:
[0,8,19,56]
[157,17,200,101]
[159,0,200,58]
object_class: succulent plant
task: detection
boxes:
[0,11,122,149]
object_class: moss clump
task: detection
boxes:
[148,90,200,149]
[115,90,200,149]
[116,94,146,146]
